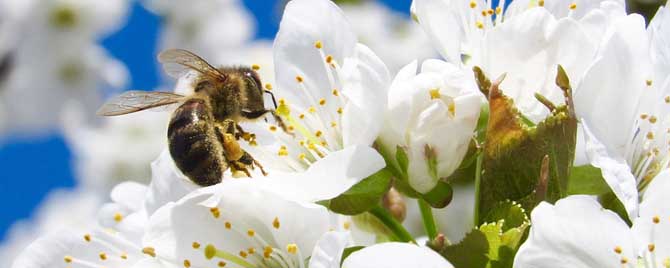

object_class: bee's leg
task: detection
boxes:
[252,158,268,176]
[235,124,256,142]
[237,153,268,176]
[269,110,292,136]
[215,123,244,162]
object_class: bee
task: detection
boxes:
[97,49,286,186]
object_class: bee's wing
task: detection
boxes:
[158,49,227,81]
[96,90,187,116]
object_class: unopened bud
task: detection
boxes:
[383,187,406,222]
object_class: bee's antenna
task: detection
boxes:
[264,90,278,109]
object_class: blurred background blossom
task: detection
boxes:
[0,0,665,266]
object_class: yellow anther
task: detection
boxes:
[665,96,670,103]
[653,215,660,223]
[218,261,227,267]
[487,8,494,15]
[298,153,306,160]
[315,40,323,49]
[337,107,343,114]
[210,207,220,218]
[315,130,323,137]
[84,234,91,242]
[99,252,107,260]
[448,102,456,117]
[326,55,333,63]
[225,221,232,229]
[476,20,484,29]
[114,212,123,222]
[265,83,273,90]
[649,243,656,252]
[332,89,339,96]
[647,79,653,86]
[319,98,326,106]
[469,1,477,8]
[264,246,273,258]
[287,244,298,254]
[239,250,248,258]
[481,10,488,16]
[538,0,545,6]
[248,247,256,254]
[120,253,128,259]
[495,6,502,14]
[287,125,295,132]
[621,257,628,264]
[142,247,156,257]
[569,3,577,10]
[641,114,649,120]
[429,88,441,100]
[308,106,316,113]
[650,116,658,123]
[299,140,305,146]
[614,246,622,254]
[247,229,256,237]
[299,113,305,119]
[647,132,655,140]
[273,217,281,229]
[296,75,304,83]
[252,64,261,71]
[321,141,328,146]
[269,125,278,132]
[278,146,289,156]
[664,257,670,267]
[331,121,337,127]
[205,244,217,259]
[184,259,191,267]
[64,256,73,263]
[343,221,351,230]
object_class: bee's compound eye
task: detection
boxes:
[244,70,263,90]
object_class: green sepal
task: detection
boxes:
[322,169,392,215]
[566,164,632,226]
[439,229,489,268]
[421,181,454,208]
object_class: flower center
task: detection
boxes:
[50,5,78,29]
[199,207,305,268]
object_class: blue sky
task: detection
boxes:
[0,0,413,243]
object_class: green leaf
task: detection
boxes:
[599,191,633,226]
[481,201,528,232]
[480,221,529,268]
[323,169,392,215]
[567,165,609,195]
[421,181,453,208]
[476,65,577,223]
[340,246,364,265]
[440,229,489,268]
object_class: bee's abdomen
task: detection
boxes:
[168,99,225,186]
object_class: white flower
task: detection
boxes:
[1,188,102,268]
[380,59,481,193]
[240,0,391,173]
[309,232,454,268]
[1,42,127,134]
[142,0,255,62]
[413,0,625,123]
[339,1,438,73]
[514,169,670,267]
[574,8,670,218]
[62,104,169,192]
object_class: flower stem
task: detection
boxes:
[369,205,415,243]
[473,152,484,226]
[418,199,438,240]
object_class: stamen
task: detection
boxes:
[247,247,255,255]
[113,213,123,222]
[319,98,326,106]
[225,221,232,229]
[184,259,191,267]
[538,0,545,6]
[621,257,628,264]
[192,242,201,249]
[265,83,273,90]
[252,64,261,71]
[665,96,670,103]
[218,261,227,267]
[269,125,278,132]
[142,247,156,257]
[64,256,73,263]
[278,146,289,156]
[647,132,655,140]
[647,79,653,86]
[653,216,660,224]
[332,89,339,96]
[429,88,441,100]
[614,246,623,254]
[326,55,333,63]
[210,207,221,218]
[314,41,323,49]
[205,244,254,268]
[343,221,351,230]
[99,252,107,260]
[247,229,256,237]
[649,116,657,124]
[476,21,484,29]
[641,114,649,120]
[648,244,656,252]
[286,244,298,254]
[84,234,91,242]
[337,107,343,114]
[569,3,577,10]
[469,1,477,8]
[296,76,304,83]
[495,6,502,14]
[273,217,281,229]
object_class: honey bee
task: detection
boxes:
[97,49,286,186]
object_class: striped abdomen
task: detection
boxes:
[168,98,226,186]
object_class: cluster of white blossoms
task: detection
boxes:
[8,0,670,267]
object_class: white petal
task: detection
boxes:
[258,145,385,202]
[413,0,464,64]
[110,181,148,212]
[342,242,453,268]
[274,0,356,108]
[308,231,351,268]
[12,231,78,268]
[632,169,670,265]
[341,44,390,147]
[144,149,198,215]
[144,180,331,267]
[581,122,639,219]
[515,196,635,268]
[379,60,419,152]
